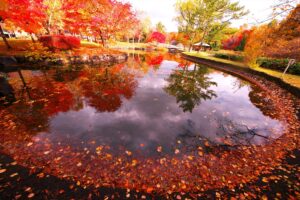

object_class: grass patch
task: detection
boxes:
[184,51,247,68]
[110,42,168,52]
[81,41,101,48]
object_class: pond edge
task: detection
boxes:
[181,53,300,98]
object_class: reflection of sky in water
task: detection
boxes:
[35,60,284,155]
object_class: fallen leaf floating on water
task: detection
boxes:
[10,162,17,165]
[27,193,35,198]
[188,156,194,160]
[198,151,204,156]
[125,150,132,156]
[27,142,33,147]
[37,172,45,178]
[146,187,154,193]
[10,173,18,177]
[262,177,268,183]
[157,146,162,152]
[132,160,138,166]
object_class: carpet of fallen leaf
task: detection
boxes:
[0,59,299,198]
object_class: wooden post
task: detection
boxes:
[281,59,296,79]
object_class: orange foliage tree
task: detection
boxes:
[244,25,274,64]
[244,4,300,64]
[0,0,46,48]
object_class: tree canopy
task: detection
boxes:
[0,0,138,48]
[175,0,248,50]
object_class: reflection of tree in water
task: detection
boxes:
[3,71,75,135]
[174,117,269,154]
[80,65,137,112]
[231,77,250,92]
[53,65,84,82]
[145,54,164,70]
[216,118,269,146]
[174,119,211,153]
[28,77,74,116]
[164,64,217,112]
[249,85,279,120]
[7,101,50,134]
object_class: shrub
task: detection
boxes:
[147,32,166,43]
[214,53,244,62]
[39,35,81,50]
[257,57,300,75]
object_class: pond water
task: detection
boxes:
[0,53,285,156]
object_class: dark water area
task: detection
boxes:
[0,53,284,156]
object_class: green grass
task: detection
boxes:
[81,41,101,48]
[184,51,247,68]
[252,64,300,88]
[183,51,300,89]
[110,41,150,49]
[110,42,168,52]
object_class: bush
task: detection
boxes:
[39,35,81,50]
[214,53,244,62]
[257,57,300,75]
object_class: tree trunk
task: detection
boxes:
[197,25,209,52]
[47,0,58,35]
[138,34,141,43]
[30,33,36,43]
[188,32,196,52]
[0,24,11,50]
[99,30,105,47]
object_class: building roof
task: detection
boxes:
[193,42,210,47]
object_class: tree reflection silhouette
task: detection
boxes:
[145,54,164,70]
[53,66,83,82]
[249,85,279,120]
[164,64,217,112]
[80,65,137,112]
[3,71,75,135]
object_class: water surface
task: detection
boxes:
[1,53,284,156]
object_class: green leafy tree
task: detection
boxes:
[175,0,248,51]
[156,21,166,33]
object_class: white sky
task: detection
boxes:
[125,0,295,32]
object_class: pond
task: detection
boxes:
[0,52,285,157]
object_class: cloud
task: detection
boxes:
[125,0,178,32]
